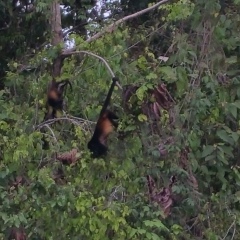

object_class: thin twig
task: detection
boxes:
[221,216,236,240]
[33,100,39,127]
[43,125,58,145]
[69,116,94,122]
[107,185,123,207]
[35,116,95,130]
[64,51,114,76]
[222,199,237,240]
[0,21,11,31]
[77,25,166,75]
[63,22,88,38]
[231,224,236,240]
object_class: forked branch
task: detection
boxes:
[63,0,169,53]
[86,0,169,43]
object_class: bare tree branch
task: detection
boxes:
[63,22,88,38]
[0,21,11,31]
[63,0,169,53]
[86,0,169,43]
[43,124,59,146]
[62,50,122,89]
[35,116,95,130]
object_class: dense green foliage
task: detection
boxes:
[1,0,240,239]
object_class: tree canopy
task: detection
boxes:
[1,0,240,239]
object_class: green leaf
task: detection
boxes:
[152,219,169,231]
[159,66,177,82]
[228,104,237,118]
[216,130,233,144]
[233,100,240,109]
[136,87,145,101]
[151,233,162,240]
[202,145,215,158]
[146,72,158,80]
[129,228,137,238]
[188,50,197,60]
[231,132,239,143]
[138,114,148,122]
[219,146,234,158]
[13,62,18,68]
[216,149,228,164]
[137,228,146,234]
[235,191,240,202]
[205,154,216,161]
[144,220,152,227]
[146,232,152,239]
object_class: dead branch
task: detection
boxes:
[123,83,174,121]
[35,116,95,130]
[147,175,176,218]
[56,148,81,165]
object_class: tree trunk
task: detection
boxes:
[50,0,64,78]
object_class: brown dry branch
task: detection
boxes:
[52,167,66,185]
[8,176,27,196]
[147,175,176,218]
[12,176,24,187]
[179,148,198,191]
[216,72,231,87]
[123,83,174,120]
[158,137,175,157]
[156,143,198,191]
[9,176,29,191]
[56,148,81,165]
